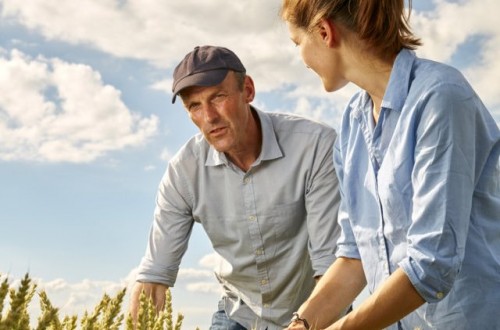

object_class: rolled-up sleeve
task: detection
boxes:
[333,140,360,260]
[136,161,194,287]
[400,83,477,302]
[306,129,342,276]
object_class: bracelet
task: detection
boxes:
[290,312,310,329]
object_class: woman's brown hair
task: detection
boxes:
[280,0,421,59]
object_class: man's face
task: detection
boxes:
[181,71,255,154]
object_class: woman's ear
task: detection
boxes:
[317,18,338,48]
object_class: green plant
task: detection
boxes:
[0,273,184,330]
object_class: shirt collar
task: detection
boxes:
[350,49,416,117]
[381,48,415,112]
[205,107,283,167]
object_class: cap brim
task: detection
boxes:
[171,69,229,103]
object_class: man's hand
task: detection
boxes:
[128,281,169,325]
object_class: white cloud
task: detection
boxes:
[0,0,284,66]
[412,0,500,118]
[177,255,222,294]
[0,0,301,94]
[413,0,498,63]
[150,78,172,94]
[178,268,213,279]
[0,49,159,162]
[0,272,130,323]
[198,252,221,269]
[1,265,217,328]
[4,0,497,122]
[185,281,221,294]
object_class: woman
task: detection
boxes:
[281,0,500,329]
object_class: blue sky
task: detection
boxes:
[1,0,499,329]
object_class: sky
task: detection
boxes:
[1,0,499,328]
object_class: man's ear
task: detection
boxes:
[317,18,338,48]
[243,75,255,103]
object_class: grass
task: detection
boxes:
[0,273,188,330]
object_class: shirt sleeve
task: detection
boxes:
[305,128,343,276]
[333,138,361,260]
[136,160,194,287]
[399,82,479,303]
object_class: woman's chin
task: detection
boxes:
[323,80,349,93]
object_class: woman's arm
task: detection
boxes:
[329,268,424,330]
[288,257,366,329]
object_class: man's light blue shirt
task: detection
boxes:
[137,108,341,329]
[334,49,500,329]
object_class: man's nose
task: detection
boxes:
[203,103,219,122]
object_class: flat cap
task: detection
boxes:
[171,45,246,103]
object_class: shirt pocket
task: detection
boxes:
[270,200,306,238]
[260,201,306,257]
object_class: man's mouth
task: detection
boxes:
[209,127,227,136]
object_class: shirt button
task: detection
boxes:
[256,248,264,255]
[436,292,444,299]
[263,303,270,308]
[244,177,251,184]
[261,279,268,285]
[414,327,422,330]
[249,215,256,221]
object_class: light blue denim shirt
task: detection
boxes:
[334,49,500,329]
[137,108,341,329]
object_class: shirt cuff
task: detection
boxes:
[335,244,361,260]
[399,257,454,303]
[311,254,337,276]
[136,258,178,287]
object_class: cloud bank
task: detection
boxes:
[412,0,500,115]
[0,49,158,162]
[1,0,498,163]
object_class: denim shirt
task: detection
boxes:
[334,49,500,329]
[137,108,341,329]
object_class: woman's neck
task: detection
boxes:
[347,51,395,124]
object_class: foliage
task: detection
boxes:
[0,273,186,330]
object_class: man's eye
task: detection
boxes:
[213,94,227,102]
[189,104,201,111]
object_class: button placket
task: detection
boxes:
[242,173,272,301]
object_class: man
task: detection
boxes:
[129,45,341,330]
